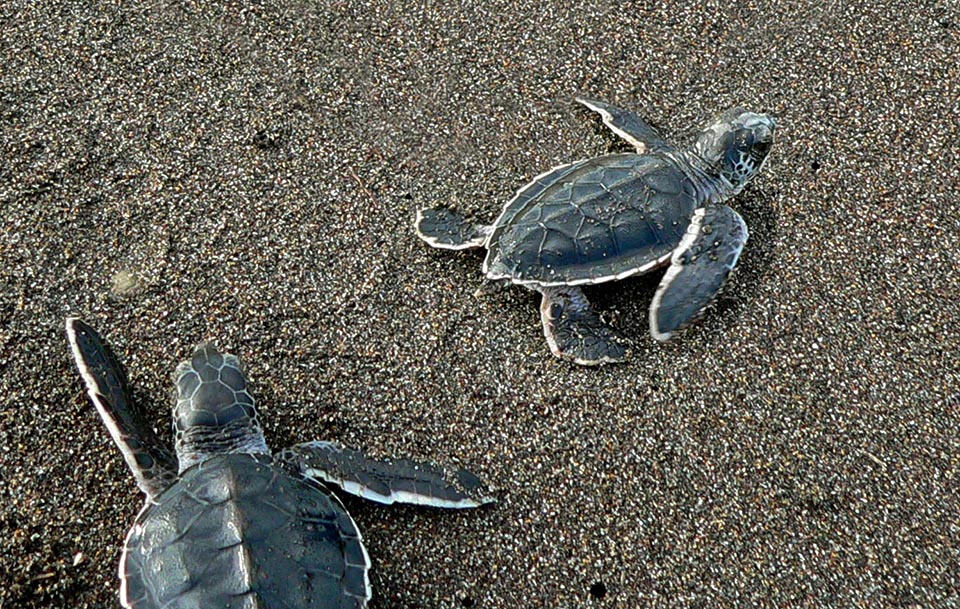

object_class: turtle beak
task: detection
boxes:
[740,112,775,131]
[751,115,777,147]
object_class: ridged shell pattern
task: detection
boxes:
[122,453,369,609]
[485,154,699,285]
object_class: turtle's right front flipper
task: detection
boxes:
[278,441,495,509]
[66,318,178,500]
[415,207,492,250]
[649,205,749,341]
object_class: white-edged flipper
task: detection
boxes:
[66,318,178,500]
[538,286,631,365]
[415,207,492,250]
[474,278,511,298]
[576,97,674,154]
[278,441,496,509]
[649,205,749,341]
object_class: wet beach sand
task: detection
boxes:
[1,1,959,607]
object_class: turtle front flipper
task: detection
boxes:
[538,286,631,366]
[66,318,178,500]
[415,206,492,250]
[576,97,674,154]
[649,204,749,341]
[278,441,495,508]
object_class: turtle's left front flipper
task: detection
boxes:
[576,97,674,154]
[278,441,495,509]
[649,205,749,341]
[66,318,179,500]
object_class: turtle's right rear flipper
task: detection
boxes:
[279,441,495,509]
[415,207,491,250]
[66,318,178,500]
[539,286,631,366]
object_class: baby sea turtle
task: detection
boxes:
[416,98,776,365]
[66,318,493,609]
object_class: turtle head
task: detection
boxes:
[173,343,269,473]
[693,109,776,194]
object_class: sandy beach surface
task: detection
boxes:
[2,1,959,607]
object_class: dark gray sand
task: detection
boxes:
[2,1,959,607]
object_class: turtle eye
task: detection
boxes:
[751,141,772,158]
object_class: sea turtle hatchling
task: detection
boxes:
[66,318,493,609]
[416,98,776,365]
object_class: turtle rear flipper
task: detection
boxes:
[278,441,495,509]
[66,318,178,500]
[649,204,749,341]
[539,286,631,366]
[576,97,674,154]
[415,207,492,250]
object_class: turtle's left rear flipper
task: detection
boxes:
[649,205,749,341]
[415,207,491,250]
[66,318,178,500]
[279,441,495,508]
